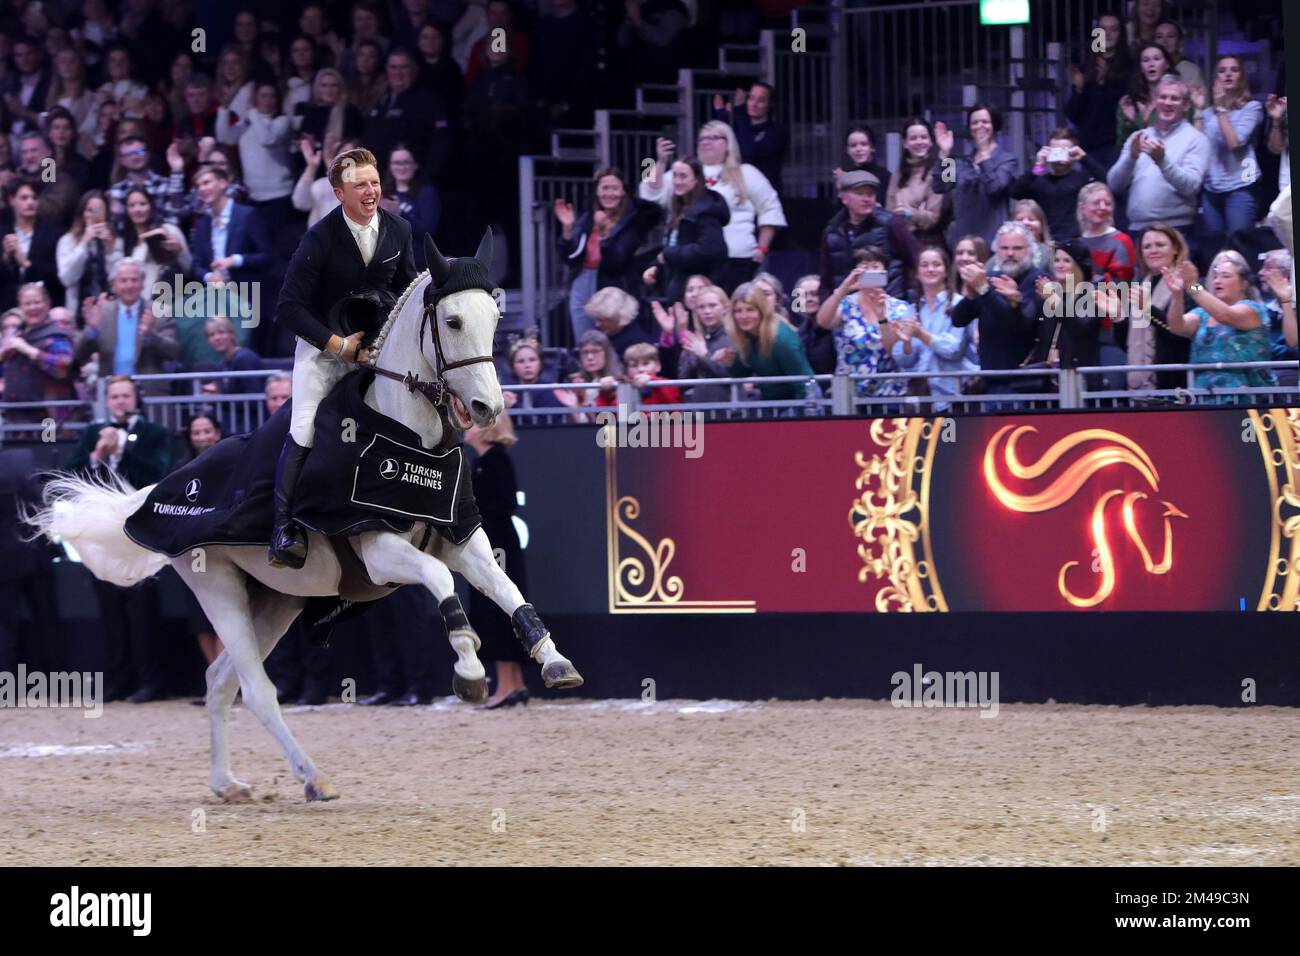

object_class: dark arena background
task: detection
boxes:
[0,0,1297,896]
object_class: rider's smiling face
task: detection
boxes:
[336,163,381,223]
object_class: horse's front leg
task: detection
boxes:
[355,530,488,703]
[437,527,583,690]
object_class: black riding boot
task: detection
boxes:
[269,436,312,569]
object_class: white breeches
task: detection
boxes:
[289,337,350,447]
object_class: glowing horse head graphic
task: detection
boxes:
[983,425,1188,608]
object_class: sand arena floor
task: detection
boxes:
[1,698,1297,866]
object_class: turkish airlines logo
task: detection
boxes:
[379,459,399,479]
[185,479,202,502]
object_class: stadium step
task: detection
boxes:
[718,44,763,77]
[690,68,755,92]
[635,84,683,116]
[602,108,678,121]
[549,128,600,162]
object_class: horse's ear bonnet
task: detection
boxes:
[424,229,495,300]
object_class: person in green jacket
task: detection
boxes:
[65,374,173,488]
[720,281,815,401]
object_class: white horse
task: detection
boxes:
[25,232,582,803]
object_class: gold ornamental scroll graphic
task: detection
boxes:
[1251,408,1300,611]
[604,424,756,614]
[983,425,1186,608]
[848,418,947,612]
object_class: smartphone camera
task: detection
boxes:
[1047,147,1070,163]
[860,272,887,288]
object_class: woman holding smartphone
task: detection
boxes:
[816,245,915,403]
[121,186,191,297]
[56,191,123,315]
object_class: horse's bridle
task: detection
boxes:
[368,289,495,419]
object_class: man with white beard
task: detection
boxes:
[951,220,1048,393]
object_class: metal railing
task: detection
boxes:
[772,15,837,200]
[499,360,1299,422]
[4,362,1298,441]
[1076,361,1300,408]
[518,155,601,349]
[0,368,278,439]
[836,0,1027,154]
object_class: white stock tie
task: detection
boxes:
[358,226,375,266]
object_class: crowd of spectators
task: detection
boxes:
[0,0,746,437]
[511,5,1295,414]
[0,3,1297,702]
[0,2,1291,436]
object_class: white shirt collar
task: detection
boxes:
[343,209,379,240]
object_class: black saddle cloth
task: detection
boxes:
[124,369,481,558]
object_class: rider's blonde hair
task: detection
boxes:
[329,147,378,188]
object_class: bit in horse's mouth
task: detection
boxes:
[449,393,472,430]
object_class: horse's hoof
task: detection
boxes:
[217,782,254,804]
[542,659,584,690]
[304,777,339,802]
[452,672,489,704]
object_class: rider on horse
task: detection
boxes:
[269,146,418,568]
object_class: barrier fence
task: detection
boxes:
[0,369,280,440]
[6,362,1294,441]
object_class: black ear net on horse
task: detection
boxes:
[423,229,493,286]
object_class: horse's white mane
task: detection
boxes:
[365,269,430,367]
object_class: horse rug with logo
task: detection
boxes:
[123,368,481,561]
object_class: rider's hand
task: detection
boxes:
[343,332,367,363]
[330,331,366,363]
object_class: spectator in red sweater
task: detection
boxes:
[1075,181,1135,389]
[175,74,219,143]
[1076,182,1135,283]
[464,0,530,84]
[619,341,682,406]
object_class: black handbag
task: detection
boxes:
[1013,318,1062,393]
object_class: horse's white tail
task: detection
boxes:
[22,471,169,587]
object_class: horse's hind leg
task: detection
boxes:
[204,651,247,802]
[205,586,305,802]
[435,528,583,690]
[179,559,335,802]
